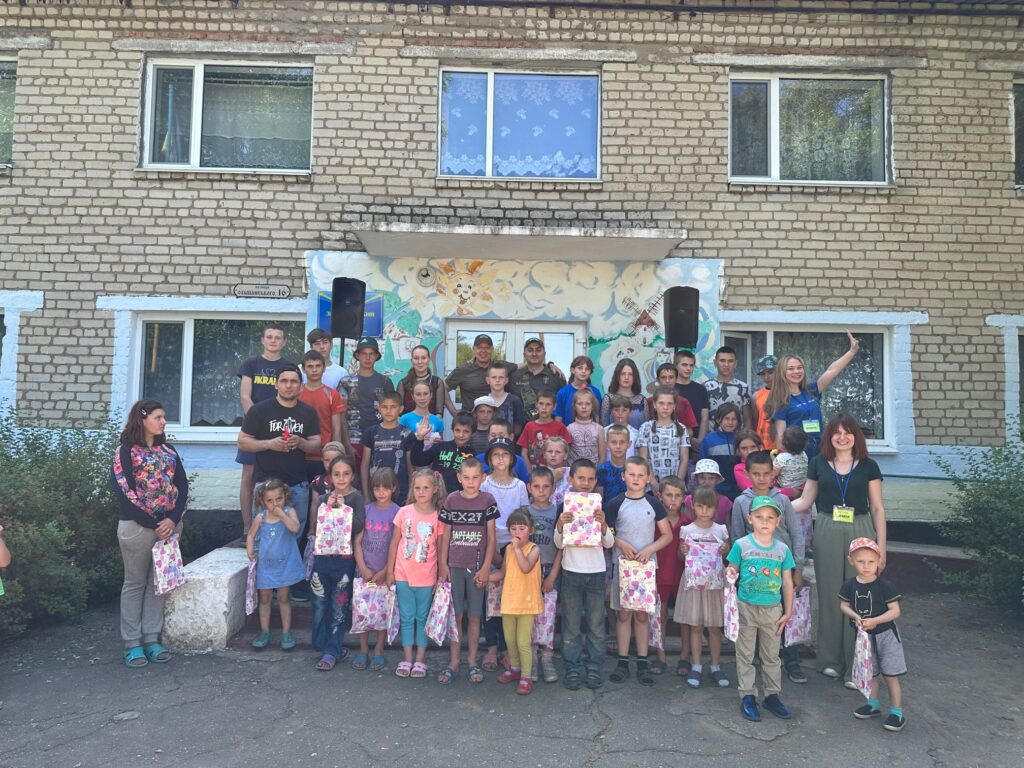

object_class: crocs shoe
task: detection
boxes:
[251,632,272,649]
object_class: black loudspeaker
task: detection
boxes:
[330,277,366,339]
[663,285,700,349]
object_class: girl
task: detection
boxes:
[700,403,742,500]
[492,509,543,695]
[775,426,810,499]
[733,430,764,493]
[246,480,304,651]
[654,475,687,676]
[396,344,455,417]
[685,459,733,526]
[386,467,446,678]
[555,355,602,425]
[675,486,730,688]
[351,467,400,672]
[398,382,446,439]
[567,389,605,464]
[637,386,690,496]
[309,455,365,671]
[600,358,651,429]
[541,436,571,507]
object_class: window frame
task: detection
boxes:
[140,57,315,174]
[0,58,16,167]
[1013,79,1024,188]
[727,72,892,187]
[436,66,603,182]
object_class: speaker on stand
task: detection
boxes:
[330,277,367,366]
[663,285,700,350]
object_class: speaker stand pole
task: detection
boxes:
[336,337,345,370]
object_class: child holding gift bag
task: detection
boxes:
[605,457,673,686]
[386,468,446,679]
[654,475,687,676]
[246,480,305,651]
[526,465,562,683]
[675,486,730,688]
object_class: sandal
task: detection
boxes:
[609,662,630,684]
[351,654,368,670]
[144,643,171,664]
[676,659,692,677]
[710,668,730,687]
[437,666,457,685]
[481,650,499,672]
[395,661,412,678]
[315,654,337,671]
[280,633,295,651]
[649,659,666,676]
[370,654,387,671]
[468,666,484,684]
[687,668,703,688]
[123,646,148,669]
[411,662,428,678]
[637,665,655,687]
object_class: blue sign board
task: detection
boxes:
[316,290,384,338]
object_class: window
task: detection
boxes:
[139,318,306,427]
[143,61,313,172]
[730,75,888,184]
[439,69,600,180]
[0,62,15,165]
[1015,82,1024,185]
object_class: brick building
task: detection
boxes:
[1,0,1022,515]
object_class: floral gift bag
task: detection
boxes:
[245,558,257,616]
[386,585,401,645]
[684,538,725,590]
[723,570,739,642]
[784,587,813,647]
[302,538,315,579]
[561,492,604,547]
[426,581,455,646]
[618,558,657,613]
[853,628,875,699]
[152,534,186,596]
[486,576,503,619]
[314,503,353,556]
[531,590,558,647]
[351,578,392,634]
[649,594,664,651]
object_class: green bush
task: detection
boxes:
[0,413,124,642]
[935,425,1024,611]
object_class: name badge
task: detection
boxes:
[803,420,822,434]
[832,505,855,524]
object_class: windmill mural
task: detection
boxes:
[621,292,666,346]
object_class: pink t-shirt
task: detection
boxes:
[392,504,442,587]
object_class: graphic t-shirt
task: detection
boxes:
[726,534,795,606]
[839,576,901,636]
[596,460,627,504]
[567,420,601,463]
[339,371,395,446]
[527,502,559,566]
[517,419,573,467]
[636,420,690,480]
[362,424,413,499]
[438,491,499,571]
[704,378,752,428]
[238,356,295,405]
[409,439,475,492]
[392,505,441,587]
[241,398,320,486]
[361,501,399,573]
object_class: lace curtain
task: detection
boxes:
[0,63,17,164]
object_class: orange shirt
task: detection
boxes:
[754,388,776,451]
[298,384,346,461]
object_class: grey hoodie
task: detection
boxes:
[730,487,806,563]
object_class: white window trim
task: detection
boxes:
[986,315,1024,437]
[0,290,44,412]
[728,72,892,187]
[719,310,929,453]
[0,58,16,168]
[436,66,603,183]
[141,58,315,175]
[98,295,306,442]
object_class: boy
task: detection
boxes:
[360,391,413,501]
[485,363,527,439]
[410,412,476,492]
[646,364,698,436]
[636,386,691,496]
[553,458,614,691]
[478,419,531,483]
[298,350,347,481]
[729,450,807,683]
[339,337,395,466]
[704,345,753,430]
[438,458,499,684]
[605,457,673,686]
[726,495,795,723]
[470,396,498,454]
[675,349,710,455]
[596,424,630,504]
[305,328,346,390]
[686,458,733,525]
[518,390,572,471]
[555,356,601,425]
[604,394,638,459]
[840,537,907,732]
[523,466,562,683]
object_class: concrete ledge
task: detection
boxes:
[163,547,249,652]
[0,35,53,51]
[111,38,354,56]
[692,53,928,69]
[400,45,637,63]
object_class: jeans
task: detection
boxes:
[560,570,606,676]
[396,581,432,648]
[289,481,310,530]
[310,555,355,659]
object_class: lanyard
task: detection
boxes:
[831,461,854,505]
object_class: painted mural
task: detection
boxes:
[306,251,722,392]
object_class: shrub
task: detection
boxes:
[934,425,1024,611]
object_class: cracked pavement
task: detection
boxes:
[0,592,1021,767]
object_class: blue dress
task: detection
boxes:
[255,514,305,589]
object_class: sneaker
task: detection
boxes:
[540,651,559,683]
[821,666,841,679]
[564,670,581,691]
[844,680,859,691]
[854,704,882,720]
[280,632,296,651]
[516,678,534,695]
[585,672,604,690]
[786,664,808,684]
[763,694,792,720]
[741,695,761,722]
[529,649,539,682]
[883,713,906,732]
[497,668,522,684]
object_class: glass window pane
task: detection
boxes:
[149,67,193,165]
[200,66,312,170]
[774,331,885,440]
[492,74,599,179]
[141,322,184,423]
[779,78,886,182]
[0,63,17,165]
[439,71,487,176]
[455,330,507,369]
[189,319,306,427]
[730,81,769,178]
[1015,84,1024,185]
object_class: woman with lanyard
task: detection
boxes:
[396,344,456,417]
[763,331,861,460]
[792,413,886,682]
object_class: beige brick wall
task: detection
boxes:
[1,2,1022,441]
